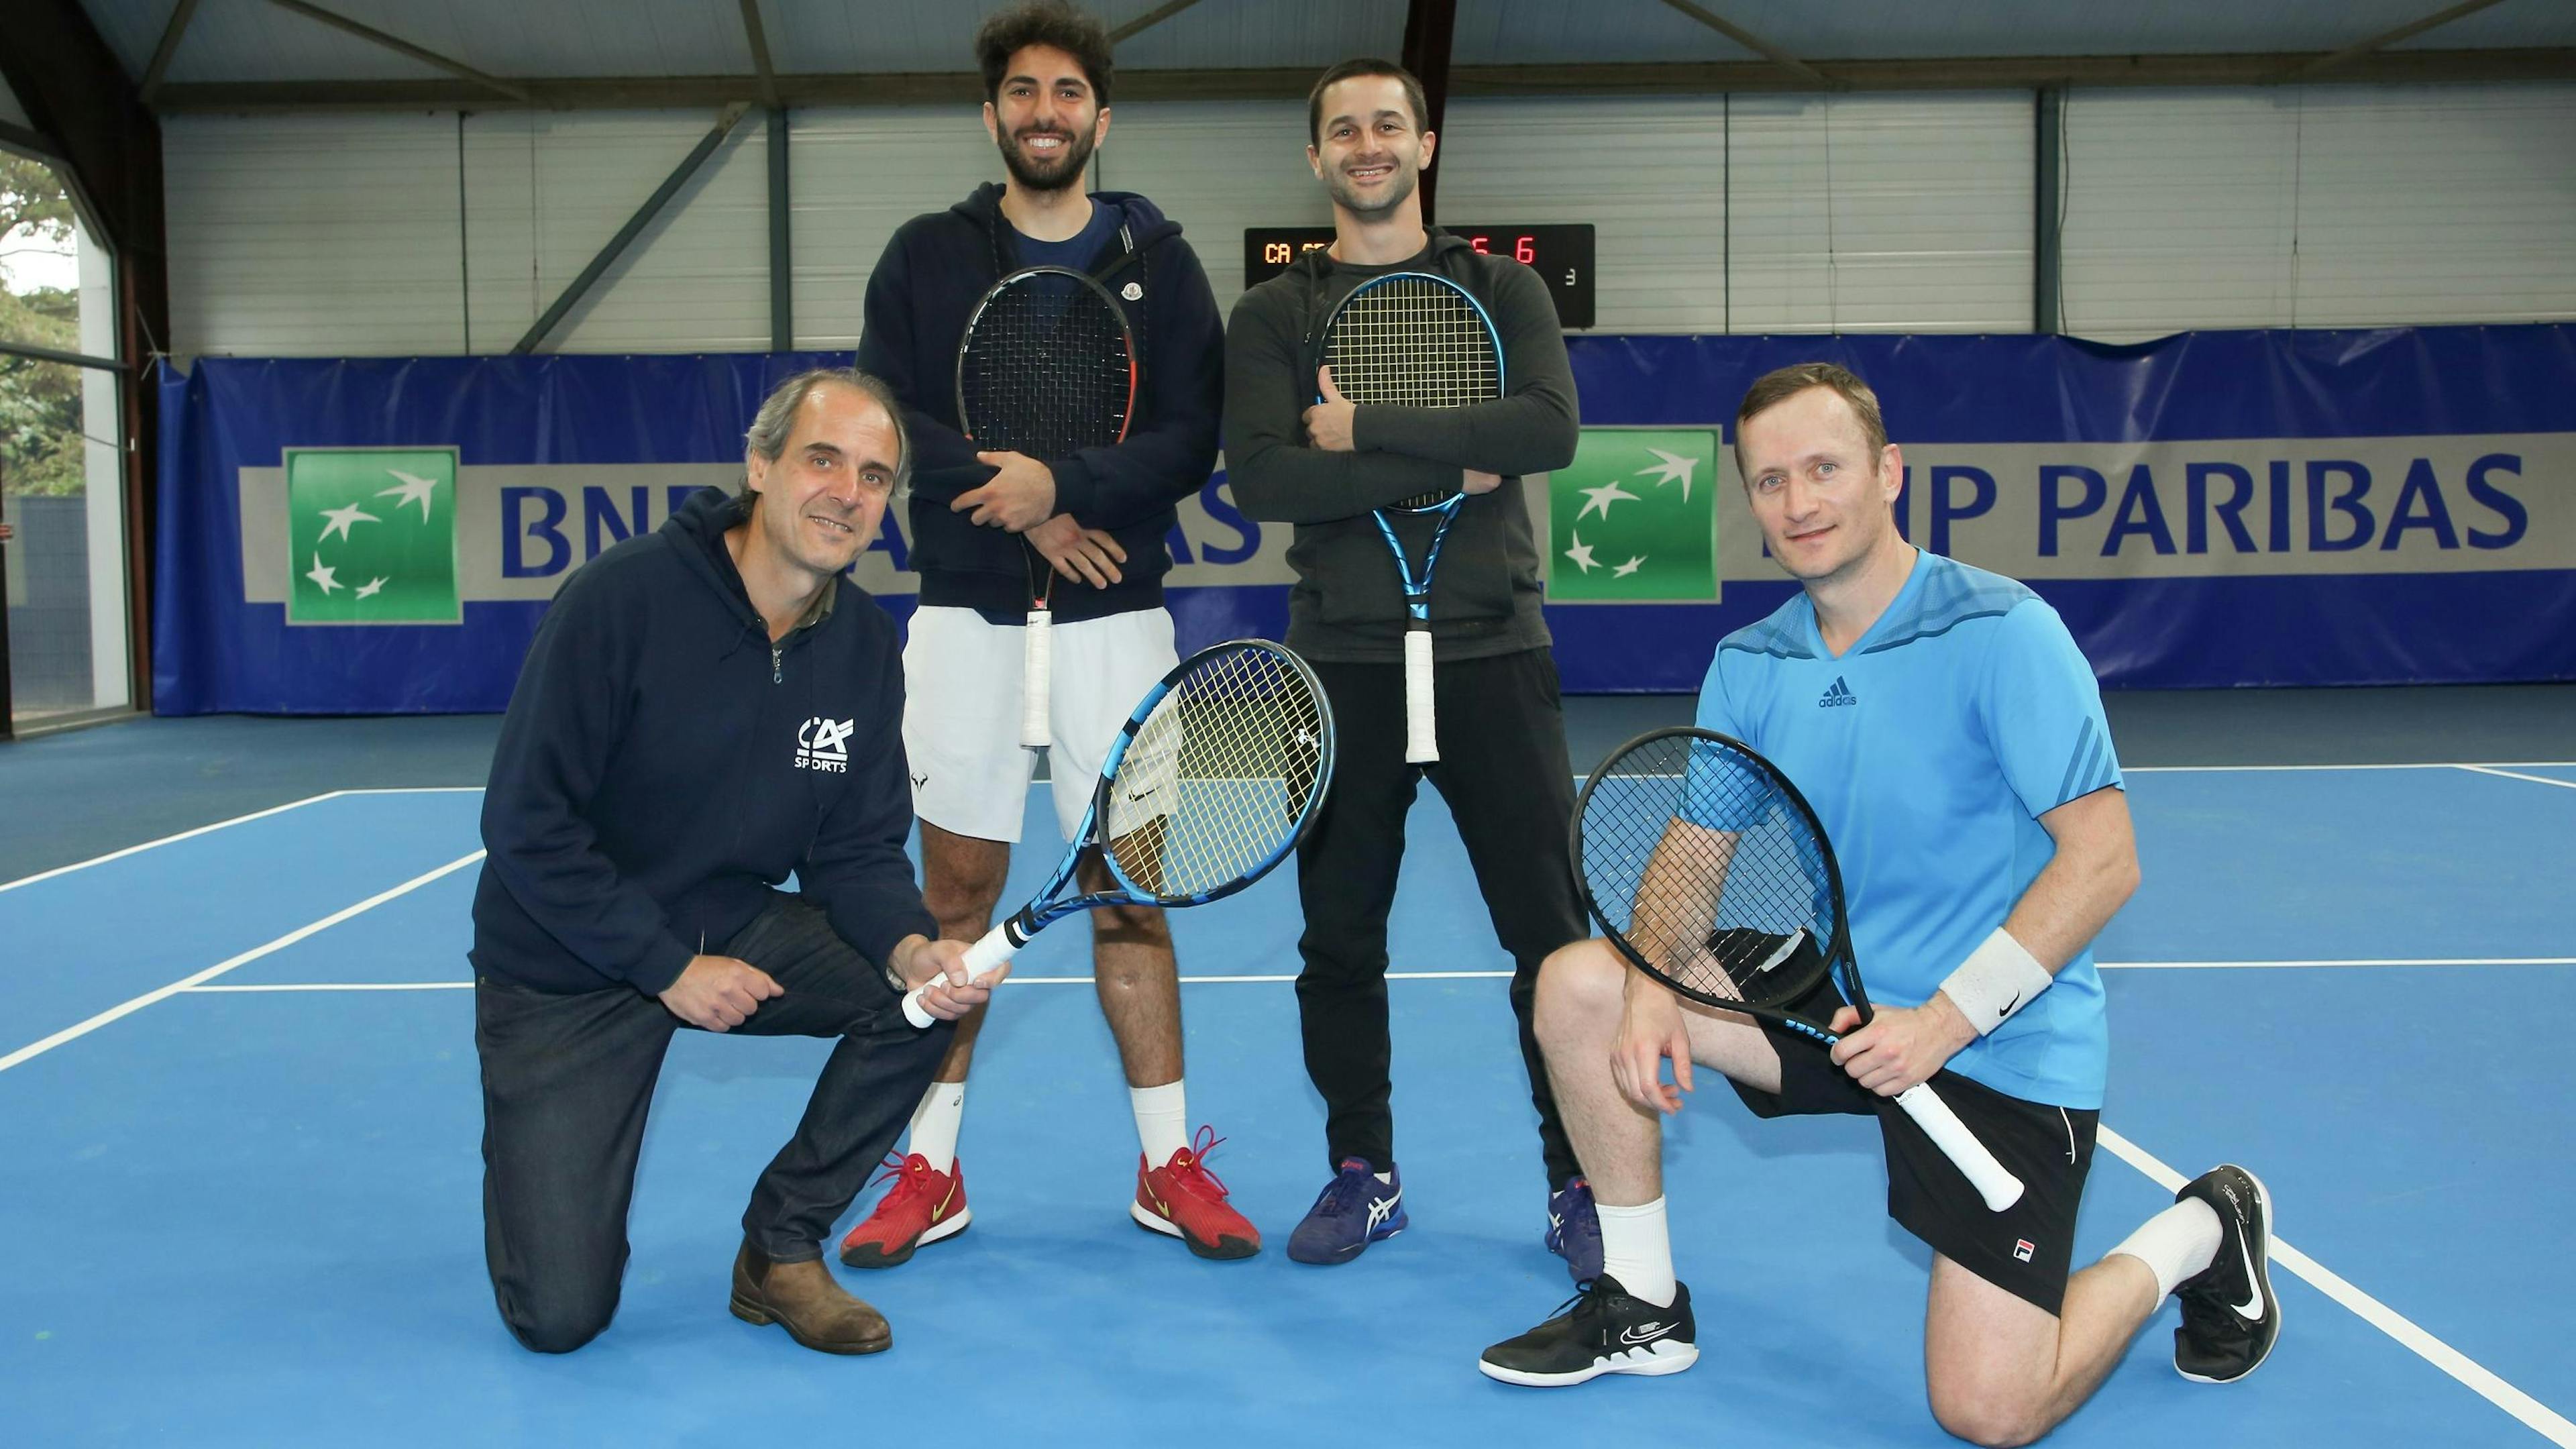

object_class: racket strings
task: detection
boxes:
[1104,646,1328,900]
[1578,734,1839,1010]
[1324,280,1501,411]
[959,276,1134,460]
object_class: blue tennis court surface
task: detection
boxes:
[3,765,2571,1446]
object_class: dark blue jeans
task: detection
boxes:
[474,894,950,1354]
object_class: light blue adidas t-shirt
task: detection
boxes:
[1694,551,2120,1108]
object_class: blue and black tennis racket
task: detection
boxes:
[902,639,1335,1027]
[1318,272,1503,765]
[1574,727,2026,1212]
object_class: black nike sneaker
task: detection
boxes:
[1478,1274,1699,1387]
[2172,1165,2279,1384]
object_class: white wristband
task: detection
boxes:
[1938,927,2054,1035]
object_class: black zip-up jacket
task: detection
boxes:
[1223,230,1579,663]
[856,184,1223,623]
[470,488,936,997]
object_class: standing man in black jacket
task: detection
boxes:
[844,1,1256,1269]
[1224,59,1598,1275]
[471,368,995,1357]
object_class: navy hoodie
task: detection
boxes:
[855,184,1222,623]
[470,488,936,997]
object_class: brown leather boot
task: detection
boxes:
[729,1240,893,1354]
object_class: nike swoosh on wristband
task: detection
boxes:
[2233,1234,2265,1321]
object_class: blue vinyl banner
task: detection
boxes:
[157,325,2576,714]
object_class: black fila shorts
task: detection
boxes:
[1731,1030,2098,1316]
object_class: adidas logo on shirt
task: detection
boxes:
[1817,677,1858,708]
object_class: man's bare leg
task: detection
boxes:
[913,820,1010,1161]
[1922,1252,2161,1448]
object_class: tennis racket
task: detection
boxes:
[1572,727,2026,1212]
[955,264,1140,749]
[1316,272,1502,765]
[900,638,1335,1028]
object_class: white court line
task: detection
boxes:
[190,981,473,992]
[2456,765,2576,792]
[2096,1127,2576,1448]
[0,791,346,896]
[0,849,486,1074]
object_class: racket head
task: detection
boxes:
[1087,639,1336,908]
[1318,272,1503,512]
[954,265,1139,460]
[1570,727,1868,1030]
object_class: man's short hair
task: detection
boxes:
[975,1,1114,108]
[743,368,912,496]
[1733,362,1890,472]
[1307,58,1430,147]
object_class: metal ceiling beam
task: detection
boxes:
[0,118,62,156]
[1109,0,1205,46]
[738,0,779,107]
[138,0,204,106]
[260,0,531,103]
[1401,0,1458,224]
[514,102,752,354]
[148,46,2576,113]
[1655,0,1831,89]
[2296,0,2508,78]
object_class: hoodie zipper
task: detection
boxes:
[771,643,782,684]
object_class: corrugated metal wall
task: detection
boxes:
[162,80,2576,357]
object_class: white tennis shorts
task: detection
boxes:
[901,604,1179,843]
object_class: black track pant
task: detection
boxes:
[475,895,951,1354]
[1294,647,1587,1191]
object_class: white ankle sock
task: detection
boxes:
[2109,1197,2222,1299]
[1130,1079,1190,1163]
[1598,1196,1677,1307]
[906,1081,966,1172]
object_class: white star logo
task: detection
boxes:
[355,577,388,599]
[1636,448,1701,502]
[1562,529,1599,574]
[376,469,441,521]
[317,502,378,543]
[1576,480,1639,522]
[1613,555,1646,578]
[305,556,341,594]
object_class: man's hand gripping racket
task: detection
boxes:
[902,638,1336,1028]
[1573,727,2026,1212]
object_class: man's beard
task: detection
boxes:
[1326,156,1417,217]
[998,123,1097,193]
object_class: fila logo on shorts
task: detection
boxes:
[797,716,855,773]
[2012,1238,2037,1263]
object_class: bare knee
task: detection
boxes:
[922,854,1008,930]
[1927,1375,2047,1448]
[1091,901,1171,954]
[1534,939,1626,1051]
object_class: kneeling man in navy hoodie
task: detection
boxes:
[470,368,994,1356]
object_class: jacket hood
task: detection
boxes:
[1288,225,1476,282]
[949,182,1185,258]
[659,486,767,651]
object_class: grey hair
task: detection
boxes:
[743,366,913,495]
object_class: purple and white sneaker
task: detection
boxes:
[1545,1177,1604,1283]
[1286,1159,1407,1265]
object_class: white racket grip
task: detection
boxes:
[1894,1082,2026,1212]
[898,925,1019,1030]
[1019,610,1053,749]
[1402,627,1438,764]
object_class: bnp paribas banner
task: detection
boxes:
[158,330,2576,713]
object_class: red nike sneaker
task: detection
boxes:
[839,1152,969,1269]
[1131,1126,1260,1260]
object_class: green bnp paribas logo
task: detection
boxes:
[1548,429,1720,602]
[284,447,462,625]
